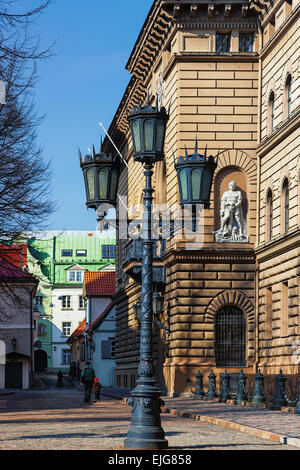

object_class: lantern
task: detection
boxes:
[79,146,120,209]
[152,291,164,317]
[127,98,169,164]
[174,143,218,209]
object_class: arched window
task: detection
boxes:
[215,306,246,367]
[282,178,289,233]
[285,74,292,119]
[268,91,275,133]
[266,189,273,241]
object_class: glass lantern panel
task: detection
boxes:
[192,168,203,200]
[132,121,141,153]
[98,168,109,200]
[109,167,119,201]
[156,121,165,152]
[86,168,95,200]
[144,119,155,151]
[179,169,188,201]
[202,167,213,202]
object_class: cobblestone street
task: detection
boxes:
[0,382,298,451]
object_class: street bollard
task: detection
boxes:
[251,370,266,405]
[271,370,287,410]
[294,377,300,414]
[191,370,206,399]
[207,370,218,399]
[219,370,231,403]
[56,370,64,387]
[235,370,248,404]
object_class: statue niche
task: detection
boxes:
[213,175,249,243]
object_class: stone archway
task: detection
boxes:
[205,290,255,366]
[205,289,255,323]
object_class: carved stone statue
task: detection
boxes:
[213,181,249,243]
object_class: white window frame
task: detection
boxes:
[62,348,71,365]
[67,270,83,282]
[62,322,71,337]
[62,295,71,309]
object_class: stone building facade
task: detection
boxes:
[104,0,300,394]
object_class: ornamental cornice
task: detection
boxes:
[163,248,256,266]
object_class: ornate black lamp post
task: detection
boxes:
[124,100,169,450]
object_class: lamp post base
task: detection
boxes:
[124,376,168,450]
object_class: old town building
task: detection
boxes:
[103,0,300,394]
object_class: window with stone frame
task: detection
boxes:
[215,306,246,367]
[268,91,275,133]
[284,74,292,120]
[216,32,231,53]
[266,189,273,241]
[282,178,289,234]
[239,32,254,52]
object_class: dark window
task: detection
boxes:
[215,306,246,367]
[283,179,289,233]
[38,323,46,336]
[62,322,71,336]
[239,33,254,52]
[269,91,275,132]
[61,295,71,308]
[102,245,115,259]
[79,296,85,309]
[35,296,43,306]
[216,33,231,53]
[76,249,87,257]
[61,249,73,257]
[62,349,71,365]
[286,74,292,118]
[267,189,273,240]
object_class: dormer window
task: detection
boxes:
[68,270,83,282]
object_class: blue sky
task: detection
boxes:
[26,0,153,231]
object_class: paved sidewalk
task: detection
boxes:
[0,386,298,450]
[100,386,300,449]
[2,375,299,450]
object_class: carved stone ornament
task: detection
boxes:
[156,71,165,109]
[213,181,249,243]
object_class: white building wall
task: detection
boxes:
[51,287,86,371]
[92,308,115,387]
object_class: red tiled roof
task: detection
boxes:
[0,257,37,282]
[0,243,27,269]
[70,318,86,339]
[84,271,115,296]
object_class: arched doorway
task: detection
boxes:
[215,306,246,367]
[34,349,48,371]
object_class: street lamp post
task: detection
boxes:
[124,100,169,450]
[78,98,218,451]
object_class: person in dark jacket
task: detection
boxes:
[80,361,95,403]
[93,377,102,403]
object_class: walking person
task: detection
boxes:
[80,361,95,403]
[93,377,102,403]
